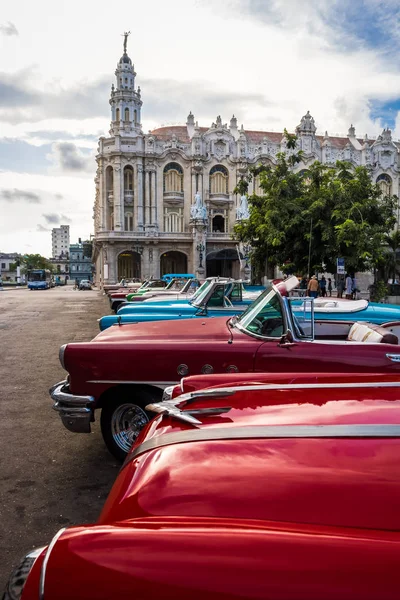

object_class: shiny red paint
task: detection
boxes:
[174,370,400,396]
[108,288,137,300]
[64,315,400,405]
[21,383,400,599]
[23,518,400,600]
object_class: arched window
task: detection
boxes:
[124,212,133,231]
[163,162,184,193]
[124,166,134,191]
[376,174,392,196]
[210,165,228,194]
[134,109,137,125]
[164,207,183,232]
[115,108,120,122]
[124,107,130,121]
[212,215,225,232]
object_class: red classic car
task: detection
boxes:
[50,277,400,460]
[10,374,400,599]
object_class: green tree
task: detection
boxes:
[234,131,397,278]
[11,253,54,274]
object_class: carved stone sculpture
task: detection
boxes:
[236,195,250,220]
[190,191,207,221]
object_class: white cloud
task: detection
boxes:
[2,0,400,255]
[0,22,18,36]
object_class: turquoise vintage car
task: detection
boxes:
[292,297,400,325]
[98,279,264,331]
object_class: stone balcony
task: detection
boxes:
[124,191,134,205]
[163,191,184,206]
[207,232,232,239]
[95,230,193,243]
[208,193,233,207]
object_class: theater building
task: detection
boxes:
[92,36,400,285]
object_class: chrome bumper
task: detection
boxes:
[50,380,95,434]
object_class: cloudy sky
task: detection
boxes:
[1,0,400,256]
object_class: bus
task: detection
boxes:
[27,269,52,290]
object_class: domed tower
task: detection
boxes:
[109,32,142,137]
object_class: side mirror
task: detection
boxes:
[278,329,297,348]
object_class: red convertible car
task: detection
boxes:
[10,374,400,599]
[50,277,400,460]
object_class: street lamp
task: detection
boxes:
[196,243,205,268]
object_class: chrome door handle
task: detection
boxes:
[386,354,400,362]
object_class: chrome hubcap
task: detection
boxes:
[111,404,149,453]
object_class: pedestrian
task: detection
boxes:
[74,278,79,290]
[337,277,344,298]
[345,273,352,299]
[299,275,307,297]
[351,275,357,300]
[320,275,327,297]
[307,275,319,299]
[327,277,332,297]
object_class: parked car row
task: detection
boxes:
[5,276,400,599]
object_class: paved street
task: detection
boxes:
[0,286,118,591]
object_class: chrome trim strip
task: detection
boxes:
[174,380,400,405]
[39,527,66,600]
[86,380,177,387]
[124,424,400,468]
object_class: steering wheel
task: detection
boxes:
[224,296,233,307]
[250,318,264,333]
[261,318,284,337]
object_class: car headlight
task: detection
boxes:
[162,385,174,401]
[59,344,67,370]
[3,547,45,600]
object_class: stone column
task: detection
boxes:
[137,163,144,230]
[120,165,125,230]
[113,163,122,230]
[108,245,118,283]
[151,170,157,224]
[191,220,207,280]
[144,170,151,225]
[99,160,107,232]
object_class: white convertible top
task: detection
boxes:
[312,299,369,313]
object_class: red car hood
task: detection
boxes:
[93,316,232,343]
[39,516,400,600]
[100,387,400,532]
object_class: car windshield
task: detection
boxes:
[235,282,284,338]
[189,279,213,305]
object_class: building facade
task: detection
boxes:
[52,225,70,259]
[93,36,400,285]
[0,253,21,282]
[69,243,93,283]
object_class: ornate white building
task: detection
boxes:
[93,36,400,284]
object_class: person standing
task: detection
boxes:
[345,273,353,299]
[336,277,344,298]
[327,277,332,297]
[320,275,327,297]
[307,275,319,298]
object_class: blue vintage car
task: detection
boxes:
[291,297,400,325]
[98,279,264,331]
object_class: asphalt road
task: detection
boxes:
[0,286,119,591]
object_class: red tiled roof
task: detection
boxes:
[245,130,283,143]
[150,125,364,149]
